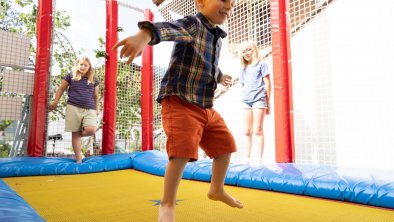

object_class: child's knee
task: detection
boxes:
[82,127,96,136]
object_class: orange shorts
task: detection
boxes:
[161,96,237,161]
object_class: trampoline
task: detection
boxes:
[1,151,393,221]
[1,1,394,221]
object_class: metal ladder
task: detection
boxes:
[9,95,32,157]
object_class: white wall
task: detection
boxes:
[291,0,394,168]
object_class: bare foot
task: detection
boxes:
[207,190,243,208]
[75,153,83,164]
[158,204,175,222]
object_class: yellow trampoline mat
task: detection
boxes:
[4,169,394,222]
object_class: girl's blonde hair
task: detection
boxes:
[239,41,260,68]
[71,57,95,84]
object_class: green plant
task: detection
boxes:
[0,144,10,157]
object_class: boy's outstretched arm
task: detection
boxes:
[112,29,152,64]
[220,74,233,86]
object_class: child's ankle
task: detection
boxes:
[160,201,176,208]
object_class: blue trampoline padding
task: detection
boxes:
[132,150,168,176]
[133,151,394,209]
[183,159,213,181]
[0,153,136,177]
[0,179,45,222]
[0,150,393,211]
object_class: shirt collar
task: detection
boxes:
[196,12,227,38]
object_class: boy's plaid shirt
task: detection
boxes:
[138,13,227,108]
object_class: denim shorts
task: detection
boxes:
[241,98,268,109]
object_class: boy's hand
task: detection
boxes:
[152,0,165,6]
[112,29,152,64]
[220,74,232,86]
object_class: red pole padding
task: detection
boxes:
[141,9,154,151]
[27,0,53,157]
[102,0,118,154]
[270,0,295,163]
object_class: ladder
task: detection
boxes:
[9,95,32,157]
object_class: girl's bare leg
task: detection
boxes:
[243,109,253,164]
[81,126,96,137]
[72,126,96,163]
[71,132,82,163]
[159,157,189,222]
[207,153,243,208]
[253,108,266,164]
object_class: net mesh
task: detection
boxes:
[155,0,394,167]
[289,0,338,165]
[2,0,394,168]
[0,29,33,158]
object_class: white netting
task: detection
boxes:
[290,0,338,165]
[114,2,145,153]
[3,0,394,168]
[0,29,33,158]
[153,66,167,151]
[154,0,394,168]
[290,0,394,168]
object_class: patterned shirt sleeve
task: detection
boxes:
[138,13,227,108]
[217,68,224,83]
[138,16,197,45]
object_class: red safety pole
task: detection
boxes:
[102,0,118,154]
[270,0,295,163]
[27,0,53,157]
[141,9,154,151]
